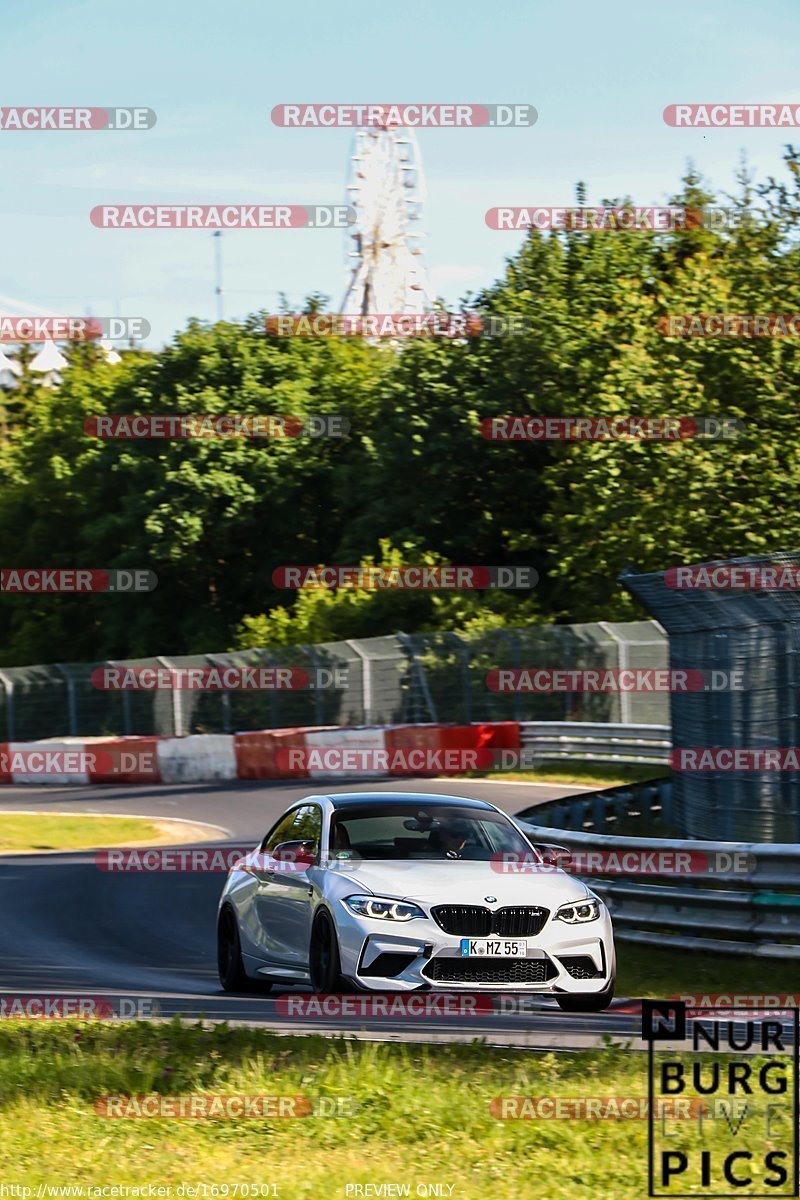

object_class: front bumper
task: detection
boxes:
[334,902,615,993]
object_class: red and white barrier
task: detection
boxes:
[88,736,162,784]
[233,726,333,781]
[156,734,237,783]
[0,723,522,786]
[305,727,391,780]
[0,740,93,785]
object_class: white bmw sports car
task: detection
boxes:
[217,792,616,1010]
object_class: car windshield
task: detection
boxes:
[328,803,533,861]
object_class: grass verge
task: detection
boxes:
[0,1023,784,1198]
[0,814,193,853]
[616,939,799,998]
[466,763,667,788]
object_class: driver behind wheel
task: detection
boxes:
[428,819,469,858]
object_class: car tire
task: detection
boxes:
[556,979,615,1012]
[217,905,272,993]
[309,909,347,993]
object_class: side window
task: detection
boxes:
[289,804,322,851]
[261,811,300,852]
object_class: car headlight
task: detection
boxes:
[555,899,601,924]
[344,895,426,922]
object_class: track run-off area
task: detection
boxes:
[0,777,665,1049]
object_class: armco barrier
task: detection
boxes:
[517,779,800,959]
[520,721,670,765]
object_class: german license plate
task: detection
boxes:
[460,938,527,957]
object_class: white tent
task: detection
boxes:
[0,348,22,389]
[30,340,68,386]
[0,294,124,386]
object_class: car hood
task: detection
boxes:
[337,859,592,908]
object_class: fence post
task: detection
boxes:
[597,622,632,724]
[396,633,438,723]
[451,633,472,725]
[206,654,232,733]
[305,646,325,726]
[0,670,15,740]
[497,630,523,721]
[344,641,371,725]
[53,664,78,736]
[157,657,183,736]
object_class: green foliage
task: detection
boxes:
[235,539,539,647]
[3,155,800,664]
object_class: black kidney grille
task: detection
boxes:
[423,957,557,985]
[431,906,493,936]
[432,905,549,937]
[494,907,549,936]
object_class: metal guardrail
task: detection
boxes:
[520,721,671,765]
[517,779,800,959]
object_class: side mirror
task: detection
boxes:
[272,840,317,867]
[532,843,572,869]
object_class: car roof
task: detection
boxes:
[323,791,496,811]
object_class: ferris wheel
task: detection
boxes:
[341,124,433,316]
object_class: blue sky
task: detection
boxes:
[2,0,800,345]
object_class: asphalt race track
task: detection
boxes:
[0,777,644,1049]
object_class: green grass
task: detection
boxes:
[0,939,796,1195]
[469,763,668,788]
[0,1022,786,1198]
[0,813,168,852]
[1,1017,796,1195]
[617,940,800,999]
